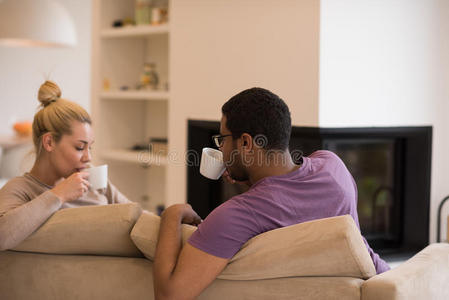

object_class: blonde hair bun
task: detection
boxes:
[38,80,62,107]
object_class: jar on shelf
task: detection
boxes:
[139,62,159,90]
[151,0,169,25]
[135,0,152,25]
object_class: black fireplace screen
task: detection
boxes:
[324,139,402,249]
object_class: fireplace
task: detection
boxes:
[187,120,432,256]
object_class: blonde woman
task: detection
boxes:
[0,81,130,250]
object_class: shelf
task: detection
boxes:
[100,149,167,167]
[0,135,32,150]
[100,90,169,101]
[101,24,169,38]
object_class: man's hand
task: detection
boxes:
[162,204,202,226]
[222,170,251,187]
[154,204,228,300]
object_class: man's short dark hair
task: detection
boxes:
[221,87,291,150]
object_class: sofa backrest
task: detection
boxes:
[223,214,376,280]
[12,203,143,257]
[131,212,377,280]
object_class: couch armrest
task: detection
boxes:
[361,243,449,300]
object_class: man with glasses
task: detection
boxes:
[153,88,389,300]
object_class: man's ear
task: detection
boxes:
[240,133,253,151]
[42,133,55,152]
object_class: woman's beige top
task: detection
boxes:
[0,173,130,250]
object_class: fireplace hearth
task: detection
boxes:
[187,120,432,256]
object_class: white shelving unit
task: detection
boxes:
[91,0,169,212]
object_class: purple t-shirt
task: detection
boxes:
[188,150,390,274]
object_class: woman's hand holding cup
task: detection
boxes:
[51,172,90,203]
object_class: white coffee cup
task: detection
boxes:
[200,147,226,180]
[86,164,108,190]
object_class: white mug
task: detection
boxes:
[199,148,226,180]
[86,164,108,190]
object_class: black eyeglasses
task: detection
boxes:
[212,134,232,148]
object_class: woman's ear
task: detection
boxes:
[42,132,55,152]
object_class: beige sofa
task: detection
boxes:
[1,203,448,300]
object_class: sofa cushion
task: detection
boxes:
[130,210,196,260]
[12,203,143,257]
[130,213,376,280]
[223,215,376,280]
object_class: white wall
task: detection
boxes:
[436,0,449,242]
[0,0,92,136]
[168,0,320,206]
[320,0,449,243]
